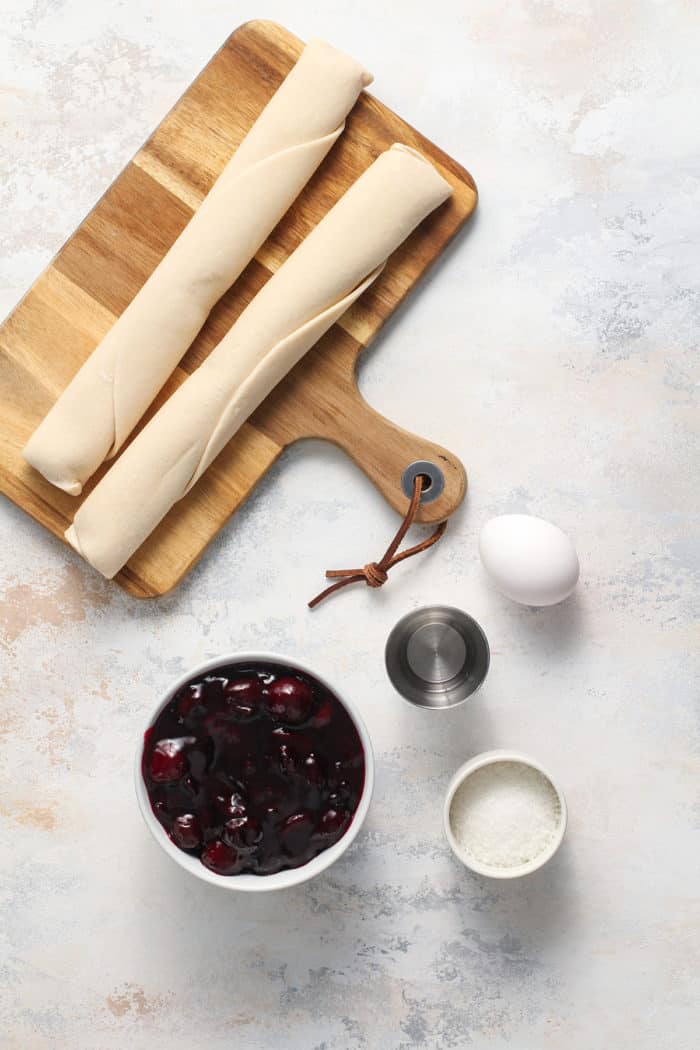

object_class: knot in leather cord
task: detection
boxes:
[308,475,447,609]
[363,562,388,588]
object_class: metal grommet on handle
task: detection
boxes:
[401,460,445,504]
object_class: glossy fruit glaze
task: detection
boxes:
[142,662,365,876]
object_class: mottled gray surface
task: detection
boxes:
[1,2,699,1047]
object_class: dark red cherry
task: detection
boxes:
[224,677,264,720]
[149,738,189,782]
[201,840,241,875]
[267,676,314,725]
[301,753,324,786]
[171,813,201,850]
[317,808,350,839]
[176,683,205,718]
[202,676,227,704]
[279,811,315,854]
[223,815,262,851]
[310,699,333,728]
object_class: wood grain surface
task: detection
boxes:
[0,19,477,597]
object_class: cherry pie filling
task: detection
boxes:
[142,662,365,876]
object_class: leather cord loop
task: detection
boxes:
[308,475,447,609]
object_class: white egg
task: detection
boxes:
[479,514,579,607]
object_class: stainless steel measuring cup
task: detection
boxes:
[385,606,490,708]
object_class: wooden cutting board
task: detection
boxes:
[0,19,477,598]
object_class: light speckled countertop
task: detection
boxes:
[2,2,698,1048]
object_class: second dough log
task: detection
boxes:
[66,145,453,579]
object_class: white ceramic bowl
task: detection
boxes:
[135,652,374,892]
[443,749,567,879]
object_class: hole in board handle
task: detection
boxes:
[401,461,445,504]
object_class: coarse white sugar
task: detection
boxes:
[449,761,561,869]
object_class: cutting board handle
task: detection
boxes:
[308,382,467,525]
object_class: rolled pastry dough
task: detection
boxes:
[66,145,452,578]
[23,39,371,495]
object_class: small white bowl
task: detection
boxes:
[443,749,567,879]
[135,652,375,892]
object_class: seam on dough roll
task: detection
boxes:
[187,264,385,492]
[66,144,453,579]
[107,128,344,455]
[23,39,372,495]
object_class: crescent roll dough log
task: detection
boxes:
[23,39,371,495]
[66,145,452,578]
